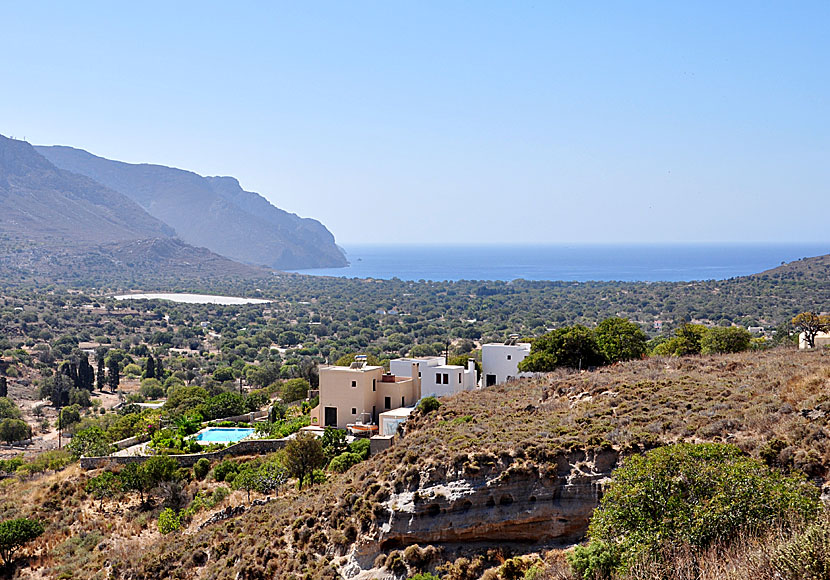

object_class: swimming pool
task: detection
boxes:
[192,428,254,443]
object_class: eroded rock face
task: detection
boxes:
[341,449,619,576]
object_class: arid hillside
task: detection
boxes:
[3,347,830,579]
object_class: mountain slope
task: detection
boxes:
[37,145,348,270]
[0,135,174,244]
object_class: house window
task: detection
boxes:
[384,396,391,409]
[435,372,441,384]
[507,355,512,360]
[372,379,376,392]
[442,373,449,384]
[458,373,462,383]
[351,380,357,388]
[351,408,357,415]
[401,396,405,406]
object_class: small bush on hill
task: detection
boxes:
[574,443,820,577]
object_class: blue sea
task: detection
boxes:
[289,244,830,283]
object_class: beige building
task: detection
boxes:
[799,331,830,350]
[310,361,421,429]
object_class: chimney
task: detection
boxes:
[411,362,421,400]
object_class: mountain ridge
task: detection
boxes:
[37,145,348,270]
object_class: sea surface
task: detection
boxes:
[289,244,830,283]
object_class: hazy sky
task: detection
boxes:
[2,2,828,245]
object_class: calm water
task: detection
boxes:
[113,293,271,305]
[290,244,830,282]
[193,428,255,443]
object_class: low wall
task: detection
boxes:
[80,438,287,470]
[113,435,145,450]
[214,410,269,424]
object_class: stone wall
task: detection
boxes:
[80,438,286,470]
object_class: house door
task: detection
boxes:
[324,407,338,427]
[486,374,497,387]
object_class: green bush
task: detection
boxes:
[328,451,363,473]
[568,540,620,580]
[774,514,830,580]
[416,396,440,414]
[0,518,44,564]
[157,508,181,534]
[586,443,820,573]
[193,458,210,480]
[349,437,370,460]
[213,459,239,482]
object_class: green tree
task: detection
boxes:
[107,357,120,392]
[66,426,113,459]
[119,462,150,503]
[139,378,165,400]
[142,455,179,488]
[232,465,260,503]
[701,326,752,354]
[85,471,122,510]
[59,404,81,427]
[96,355,106,391]
[0,518,44,564]
[284,431,326,490]
[519,326,605,372]
[199,392,246,421]
[281,378,310,403]
[144,354,155,379]
[321,427,348,461]
[581,443,819,575]
[673,323,707,355]
[212,366,235,382]
[256,459,288,496]
[0,419,31,444]
[77,356,95,391]
[594,317,648,363]
[0,397,22,420]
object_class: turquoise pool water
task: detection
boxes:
[193,428,254,443]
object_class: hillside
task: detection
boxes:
[37,145,348,270]
[3,348,828,579]
[0,136,174,245]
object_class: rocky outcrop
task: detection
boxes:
[341,449,619,576]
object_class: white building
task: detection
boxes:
[481,341,532,387]
[390,356,477,398]
[390,356,445,380]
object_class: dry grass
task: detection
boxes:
[2,347,830,579]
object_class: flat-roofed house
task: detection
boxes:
[481,339,532,387]
[310,360,421,429]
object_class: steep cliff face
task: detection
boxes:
[37,145,348,269]
[341,449,619,577]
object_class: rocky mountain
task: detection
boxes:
[0,135,272,284]
[0,135,174,245]
[37,145,348,270]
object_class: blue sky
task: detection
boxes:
[1,2,828,244]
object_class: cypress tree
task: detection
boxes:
[155,357,164,379]
[78,357,95,391]
[96,356,105,391]
[144,354,155,379]
[107,358,120,392]
[0,377,6,398]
